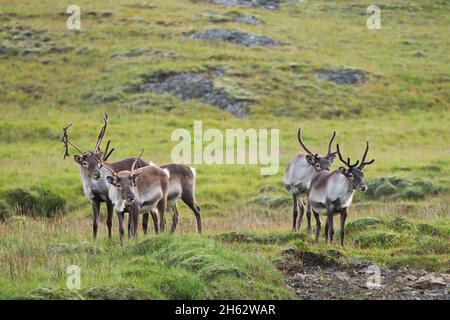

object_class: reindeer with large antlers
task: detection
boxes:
[62,114,149,239]
[98,152,170,242]
[284,128,337,233]
[308,141,375,246]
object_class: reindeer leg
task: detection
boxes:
[117,211,125,245]
[291,194,298,232]
[157,199,167,232]
[182,188,202,234]
[193,203,202,234]
[127,213,132,239]
[142,212,149,235]
[306,199,312,236]
[326,201,334,243]
[131,205,139,238]
[150,209,159,234]
[170,204,179,234]
[91,200,101,239]
[313,210,321,242]
[340,209,348,247]
[324,220,329,243]
[297,197,305,232]
[106,200,113,239]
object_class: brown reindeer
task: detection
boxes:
[62,114,147,238]
[99,152,170,242]
[143,163,202,234]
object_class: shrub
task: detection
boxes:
[366,176,438,200]
[417,223,442,237]
[0,199,12,221]
[354,231,401,248]
[5,186,66,218]
[387,216,414,231]
[346,217,382,233]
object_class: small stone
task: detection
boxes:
[416,274,447,290]
[365,282,383,290]
[404,274,417,282]
[350,257,366,267]
[334,271,350,282]
[76,47,89,55]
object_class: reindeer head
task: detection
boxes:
[297,128,337,172]
[104,151,144,205]
[62,113,115,179]
[337,141,375,192]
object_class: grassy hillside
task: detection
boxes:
[0,0,449,299]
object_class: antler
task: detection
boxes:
[61,123,85,159]
[327,131,337,155]
[103,140,115,161]
[297,128,316,157]
[94,113,108,154]
[131,149,144,174]
[359,141,375,170]
[336,144,360,168]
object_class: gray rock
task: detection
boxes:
[138,71,248,116]
[234,15,263,25]
[416,275,447,290]
[47,46,74,54]
[204,11,264,25]
[334,271,350,282]
[208,0,281,10]
[189,29,277,47]
[0,44,8,54]
[76,47,89,55]
[316,68,369,85]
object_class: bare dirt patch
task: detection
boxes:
[279,248,449,300]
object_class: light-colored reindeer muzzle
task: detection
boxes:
[92,170,101,181]
[358,184,368,192]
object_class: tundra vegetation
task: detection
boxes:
[0,0,449,299]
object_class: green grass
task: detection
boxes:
[0,0,449,299]
[0,234,291,299]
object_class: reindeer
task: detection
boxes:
[284,128,337,233]
[143,163,202,234]
[94,153,202,235]
[308,141,375,246]
[98,152,170,242]
[61,114,148,239]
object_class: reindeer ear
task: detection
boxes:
[305,155,316,165]
[130,172,140,185]
[327,153,336,162]
[106,176,116,186]
[338,167,347,175]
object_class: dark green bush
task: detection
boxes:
[0,199,12,221]
[346,217,382,233]
[387,216,414,231]
[366,176,438,200]
[354,231,401,248]
[5,186,66,218]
